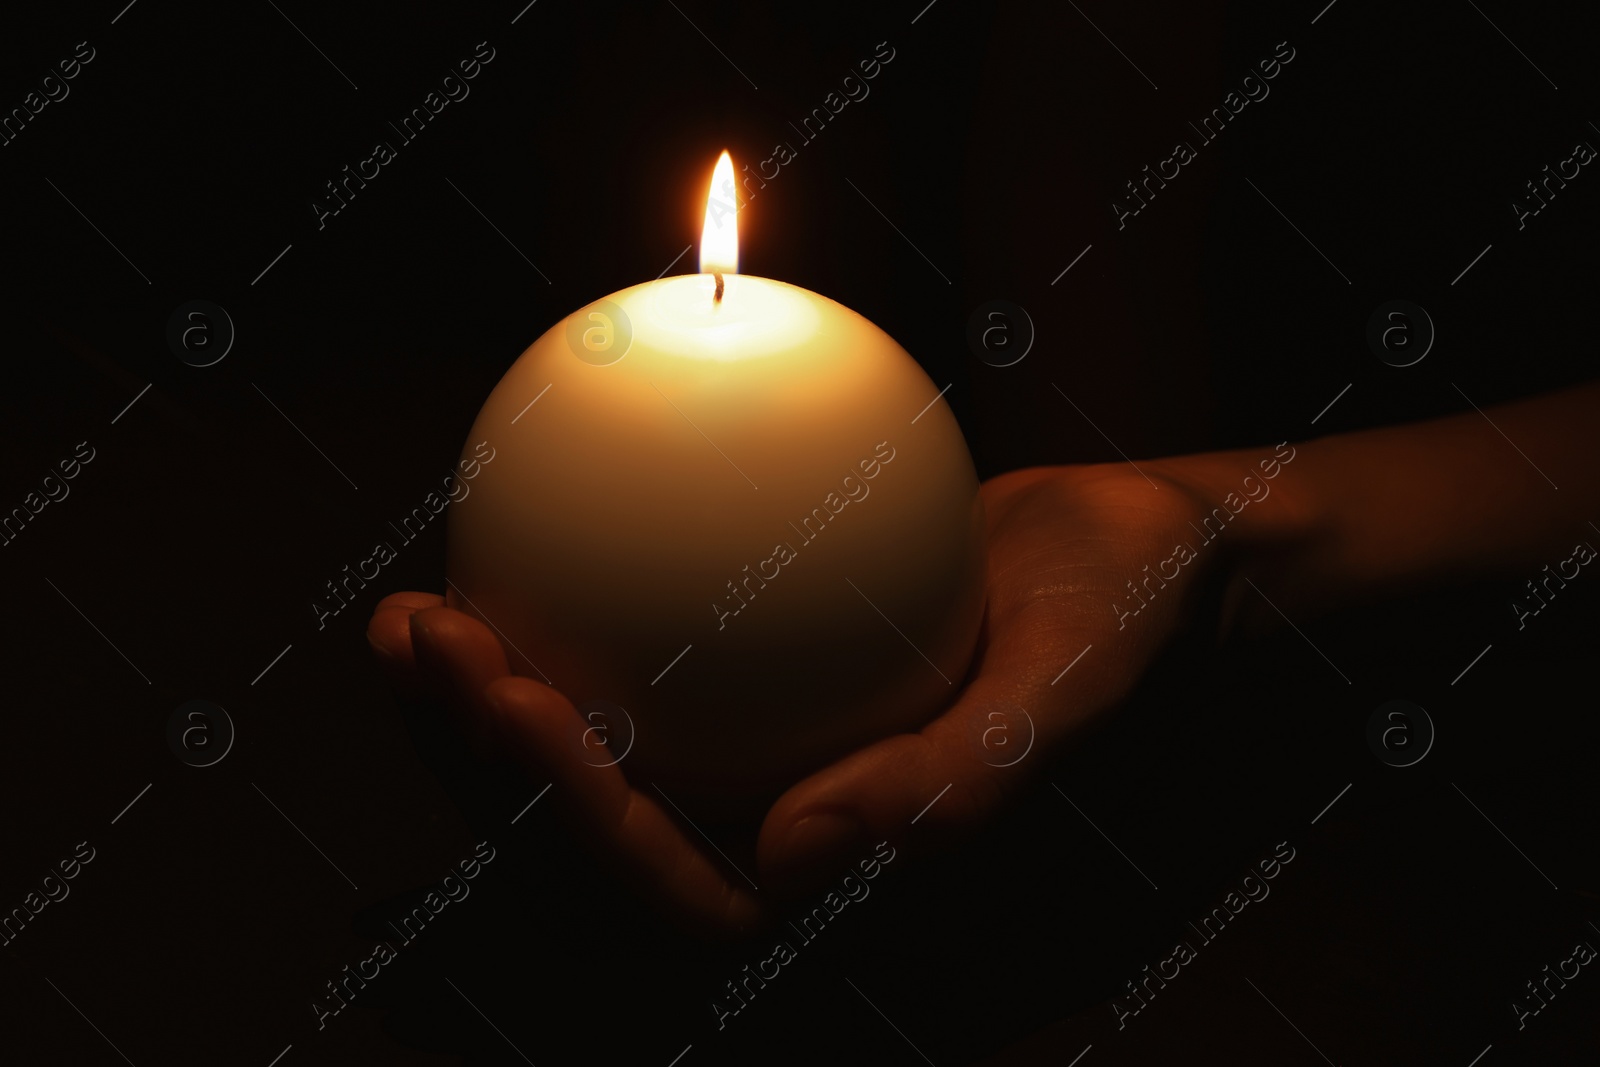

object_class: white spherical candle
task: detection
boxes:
[445,157,985,810]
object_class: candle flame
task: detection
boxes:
[699,150,738,276]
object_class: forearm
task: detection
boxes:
[1170,380,1600,629]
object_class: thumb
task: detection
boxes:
[757,605,1105,896]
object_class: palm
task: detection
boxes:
[974,463,1219,662]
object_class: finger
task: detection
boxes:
[409,606,513,756]
[378,591,447,612]
[366,593,446,699]
[482,675,765,938]
[759,600,1102,895]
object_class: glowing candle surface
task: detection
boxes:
[446,154,985,808]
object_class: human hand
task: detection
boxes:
[368,458,1278,936]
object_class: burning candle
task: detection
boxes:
[446,152,985,807]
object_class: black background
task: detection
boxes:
[2,1,1597,1064]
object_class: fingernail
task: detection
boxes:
[776,811,866,894]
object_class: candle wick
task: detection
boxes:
[713,272,724,305]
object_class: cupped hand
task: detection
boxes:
[368,460,1249,937]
